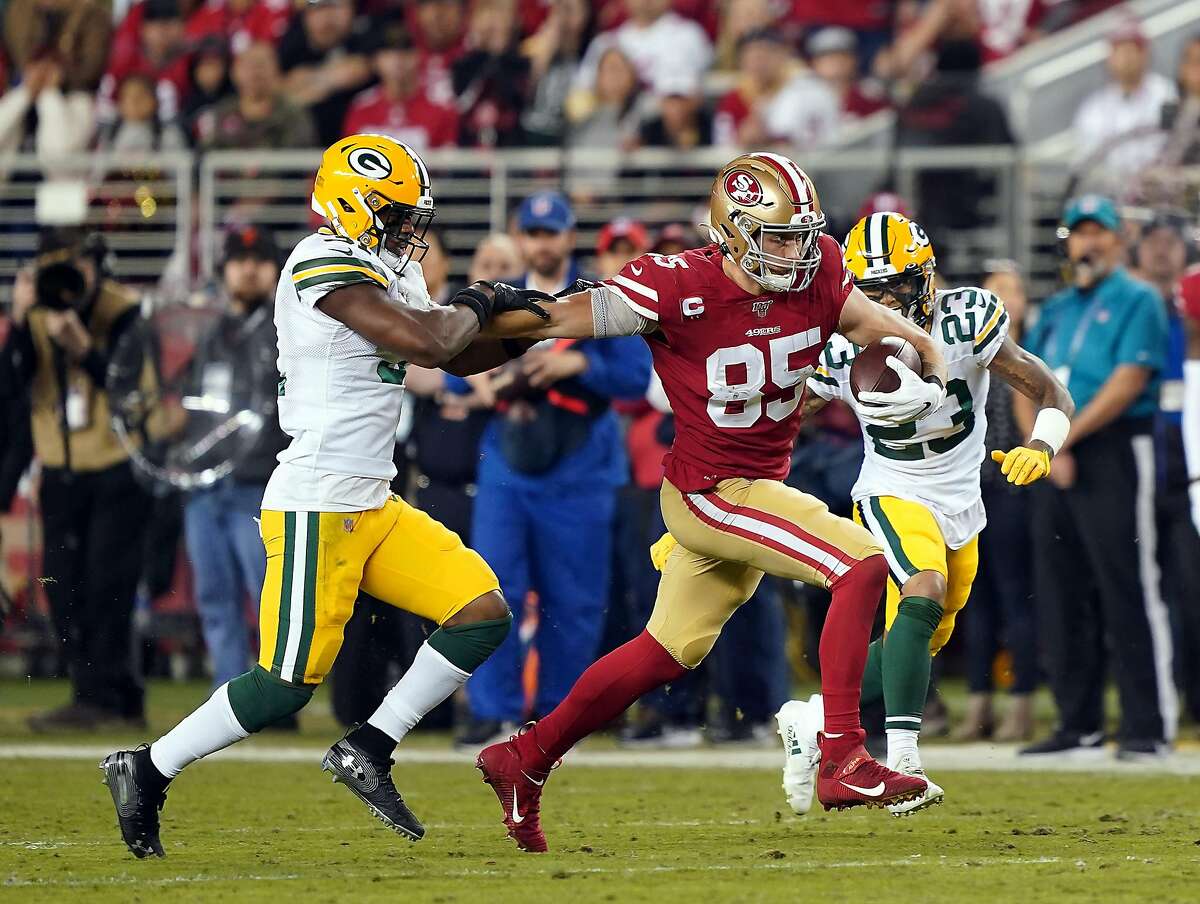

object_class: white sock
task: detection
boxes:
[885,728,920,770]
[150,683,250,778]
[367,642,470,744]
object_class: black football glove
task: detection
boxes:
[556,277,602,298]
[451,281,552,328]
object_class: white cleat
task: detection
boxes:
[886,752,944,817]
[775,694,823,815]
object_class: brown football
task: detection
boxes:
[849,337,923,403]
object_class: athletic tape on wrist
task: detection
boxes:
[1031,408,1071,455]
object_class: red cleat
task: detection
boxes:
[816,730,927,811]
[476,726,554,852]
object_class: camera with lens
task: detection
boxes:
[32,229,109,312]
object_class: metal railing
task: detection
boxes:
[4,144,1092,306]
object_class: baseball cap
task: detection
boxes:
[596,218,649,255]
[1063,195,1121,231]
[365,14,415,53]
[1108,17,1148,47]
[517,191,575,233]
[223,225,279,264]
[807,27,857,58]
[143,0,181,21]
[652,222,690,253]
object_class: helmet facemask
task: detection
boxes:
[732,212,824,292]
[354,188,434,275]
[856,262,935,329]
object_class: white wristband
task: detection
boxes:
[1031,408,1071,455]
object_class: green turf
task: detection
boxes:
[3,680,1198,902]
[2,754,1198,902]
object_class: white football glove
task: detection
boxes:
[857,356,945,426]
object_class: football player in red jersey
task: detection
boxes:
[474,152,948,851]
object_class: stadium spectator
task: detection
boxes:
[1021,196,1174,760]
[1073,18,1176,186]
[651,222,692,256]
[195,40,315,150]
[594,218,649,279]
[183,226,289,688]
[565,45,646,200]
[101,0,193,126]
[0,229,151,731]
[956,262,1039,742]
[181,35,235,132]
[1140,220,1200,724]
[185,0,293,47]
[277,0,371,146]
[458,192,652,744]
[3,0,111,95]
[466,231,523,284]
[452,0,531,147]
[0,51,94,164]
[519,0,594,146]
[342,19,458,150]
[712,0,788,72]
[806,27,888,126]
[894,39,1013,237]
[575,0,713,99]
[634,71,712,150]
[410,0,467,107]
[1159,35,1200,167]
[95,72,189,153]
[713,29,839,150]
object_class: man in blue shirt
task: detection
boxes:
[455,192,653,744]
[1021,196,1174,759]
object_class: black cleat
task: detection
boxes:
[100,747,167,858]
[322,736,425,841]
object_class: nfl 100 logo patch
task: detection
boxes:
[751,299,773,318]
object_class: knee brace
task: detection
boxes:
[226,666,314,733]
[427,614,512,673]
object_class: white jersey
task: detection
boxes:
[807,286,1010,548]
[261,229,434,513]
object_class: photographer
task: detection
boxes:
[0,228,151,731]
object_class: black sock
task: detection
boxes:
[347,722,397,761]
[134,746,171,795]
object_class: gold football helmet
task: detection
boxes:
[311,133,434,274]
[707,152,826,292]
[843,211,936,328]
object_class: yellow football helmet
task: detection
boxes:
[843,211,936,328]
[707,152,826,292]
[311,133,434,274]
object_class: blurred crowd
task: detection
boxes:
[0,0,1135,161]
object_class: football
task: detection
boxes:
[849,337,923,403]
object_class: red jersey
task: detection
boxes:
[342,87,460,150]
[603,235,853,492]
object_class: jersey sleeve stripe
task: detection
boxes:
[294,271,383,293]
[605,283,658,321]
[974,311,1009,353]
[293,255,389,278]
[811,369,838,386]
[612,273,659,302]
[293,265,389,289]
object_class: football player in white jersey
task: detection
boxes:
[776,213,1074,816]
[101,134,553,858]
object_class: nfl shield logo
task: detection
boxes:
[343,518,355,533]
[752,299,773,318]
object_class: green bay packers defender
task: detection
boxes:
[777,212,1074,816]
[100,134,551,858]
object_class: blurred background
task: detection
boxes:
[2,0,1199,752]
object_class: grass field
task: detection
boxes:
[2,680,1199,903]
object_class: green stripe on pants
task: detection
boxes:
[292,513,320,682]
[272,512,296,677]
[868,497,920,581]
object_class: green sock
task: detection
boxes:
[860,638,884,707]
[882,596,943,732]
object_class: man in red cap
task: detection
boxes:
[594,218,649,279]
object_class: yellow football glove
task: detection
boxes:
[649,532,679,572]
[990,446,1051,486]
